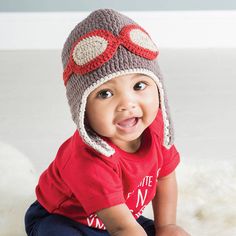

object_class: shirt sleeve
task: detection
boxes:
[158,144,180,178]
[150,109,180,178]
[61,148,125,215]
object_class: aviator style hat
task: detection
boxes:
[61,9,174,157]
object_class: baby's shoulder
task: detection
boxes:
[56,130,117,171]
[54,130,88,168]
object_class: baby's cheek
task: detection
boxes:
[149,101,159,120]
[96,114,114,133]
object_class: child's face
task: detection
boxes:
[86,73,159,152]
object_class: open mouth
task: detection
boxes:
[116,117,140,132]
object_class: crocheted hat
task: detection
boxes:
[62,9,174,157]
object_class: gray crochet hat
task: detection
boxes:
[62,9,174,157]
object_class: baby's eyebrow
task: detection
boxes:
[98,74,146,89]
[104,80,115,85]
[99,79,117,88]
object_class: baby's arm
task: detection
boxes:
[97,204,147,236]
[152,171,190,236]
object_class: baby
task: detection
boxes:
[25,9,190,236]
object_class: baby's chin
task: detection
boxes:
[109,130,143,143]
[109,135,142,153]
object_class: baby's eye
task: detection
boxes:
[134,81,147,91]
[97,90,113,99]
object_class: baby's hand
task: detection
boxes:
[156,224,191,236]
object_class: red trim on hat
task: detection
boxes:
[63,25,159,86]
[119,25,158,60]
[63,30,119,85]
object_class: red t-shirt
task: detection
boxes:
[36,110,180,230]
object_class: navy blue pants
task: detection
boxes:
[25,201,155,236]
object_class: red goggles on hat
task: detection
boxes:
[63,24,159,85]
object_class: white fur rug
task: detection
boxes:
[0,142,37,236]
[1,142,235,236]
[144,159,236,236]
[176,159,236,236]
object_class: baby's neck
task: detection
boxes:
[115,137,142,153]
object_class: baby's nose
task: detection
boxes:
[117,96,137,112]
